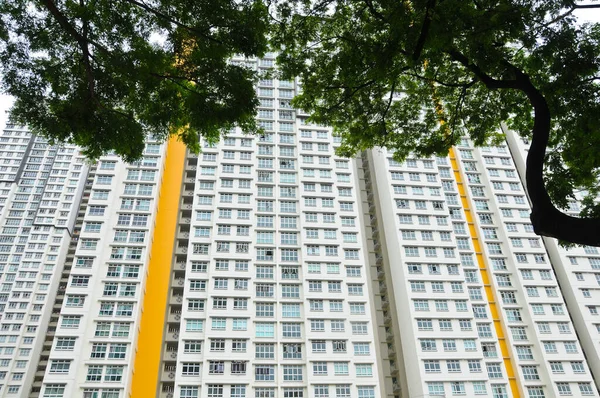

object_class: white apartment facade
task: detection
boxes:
[34,140,169,398]
[364,134,600,398]
[0,124,89,396]
[155,56,386,398]
[0,55,597,398]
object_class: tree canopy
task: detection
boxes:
[272,0,600,246]
[0,0,268,161]
[2,0,600,245]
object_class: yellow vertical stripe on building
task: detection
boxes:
[448,148,522,398]
[131,136,186,397]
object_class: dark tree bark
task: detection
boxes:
[518,69,600,246]
[448,50,600,246]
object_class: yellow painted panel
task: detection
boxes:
[130,136,186,397]
[448,148,521,397]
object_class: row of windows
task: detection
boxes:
[195,186,352,207]
[187,279,363,295]
[203,243,356,257]
[392,184,445,196]
[193,212,356,227]
[189,247,360,262]
[191,299,367,317]
[178,362,373,378]
[194,172,353,189]
[43,386,119,398]
[178,385,375,398]
[413,299,470,313]
[56,318,132,336]
[195,229,358,244]
[404,246,457,258]
[182,317,369,335]
[184,260,361,277]
[427,381,506,397]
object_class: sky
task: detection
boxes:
[0,6,598,130]
[0,94,13,130]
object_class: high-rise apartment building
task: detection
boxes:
[362,135,600,398]
[0,54,598,398]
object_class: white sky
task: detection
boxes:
[0,7,598,129]
[0,94,13,129]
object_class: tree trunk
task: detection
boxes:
[520,69,600,246]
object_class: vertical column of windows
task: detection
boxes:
[473,142,597,397]
[387,152,506,397]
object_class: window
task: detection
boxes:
[61,315,81,329]
[417,319,433,331]
[255,322,275,338]
[180,386,200,398]
[544,342,558,353]
[516,346,533,360]
[255,389,275,398]
[451,382,466,396]
[233,318,247,331]
[186,319,204,332]
[108,344,127,359]
[282,303,300,318]
[208,385,224,398]
[550,362,564,374]
[55,337,76,351]
[283,365,303,381]
[348,284,363,295]
[184,341,202,353]
[421,339,437,352]
[555,383,571,396]
[314,386,329,398]
[312,340,326,353]
[522,365,539,380]
[447,360,461,372]
[255,344,275,359]
[104,366,124,382]
[428,383,445,397]
[572,361,586,374]
[424,360,441,373]
[231,385,246,398]
[468,360,482,373]
[49,359,71,374]
[414,300,429,311]
[234,298,248,310]
[325,363,348,378]
[255,366,275,381]
[232,340,247,352]
[182,362,201,376]
[43,384,66,398]
[353,342,369,355]
[487,363,503,378]
[283,343,302,359]
[579,383,594,395]
[311,319,325,332]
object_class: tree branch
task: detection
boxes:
[412,0,436,61]
[379,79,397,135]
[446,50,521,90]
[451,83,469,133]
[323,79,376,112]
[119,0,224,44]
[573,3,600,9]
[449,50,600,245]
[541,7,576,28]
[363,0,387,22]
[541,2,600,29]
[407,71,476,88]
[508,67,600,246]
[41,0,96,100]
